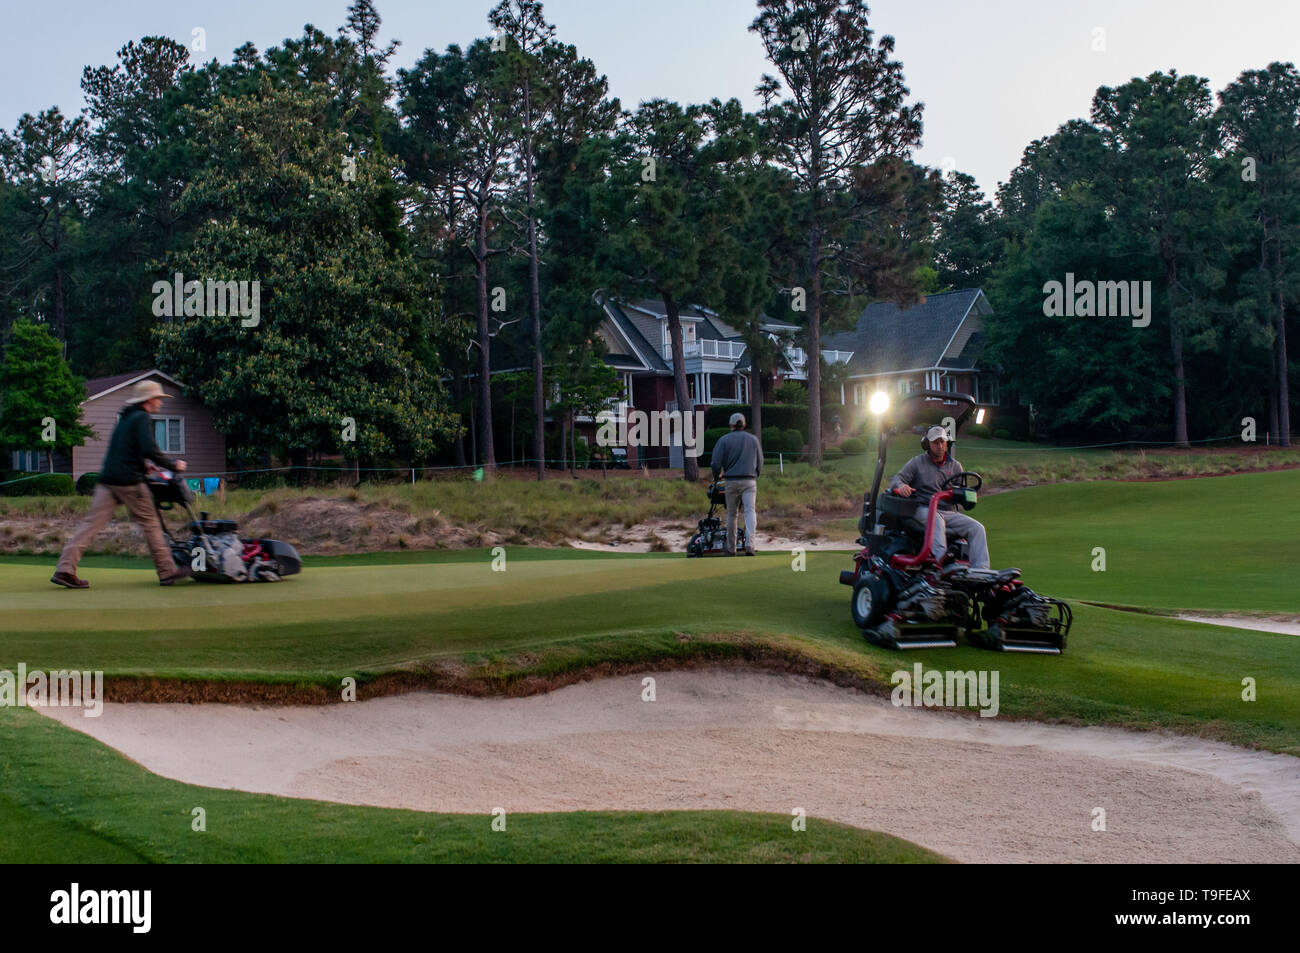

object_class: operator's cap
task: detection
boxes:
[729,413,746,428]
[925,425,948,442]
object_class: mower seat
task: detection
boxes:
[879,493,925,536]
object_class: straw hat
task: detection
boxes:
[123,380,172,405]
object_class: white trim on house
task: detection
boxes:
[84,370,184,404]
[846,364,979,382]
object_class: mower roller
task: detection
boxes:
[838,389,1071,654]
[146,470,302,583]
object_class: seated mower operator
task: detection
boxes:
[889,425,989,570]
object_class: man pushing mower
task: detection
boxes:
[51,380,191,588]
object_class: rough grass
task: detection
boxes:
[3,440,1297,555]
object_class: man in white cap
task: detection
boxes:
[709,412,762,555]
[889,424,989,569]
[51,380,190,588]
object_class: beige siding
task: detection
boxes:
[72,376,226,479]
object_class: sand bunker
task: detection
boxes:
[1177,614,1300,637]
[40,669,1299,863]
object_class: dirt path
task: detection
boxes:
[40,669,1299,864]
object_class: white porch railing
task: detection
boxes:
[663,339,747,362]
[787,347,853,365]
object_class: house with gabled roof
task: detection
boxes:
[823,288,1010,419]
[8,369,227,479]
[593,295,854,465]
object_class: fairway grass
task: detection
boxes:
[0,708,944,864]
[2,471,1298,754]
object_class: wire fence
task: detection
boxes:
[1,432,1294,489]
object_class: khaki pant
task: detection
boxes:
[931,510,990,570]
[724,477,757,554]
[57,483,176,579]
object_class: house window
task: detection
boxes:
[941,375,956,393]
[983,377,1000,407]
[664,323,696,348]
[151,416,185,454]
[925,370,941,391]
[11,450,42,471]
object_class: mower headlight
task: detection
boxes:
[975,408,985,425]
[869,391,890,416]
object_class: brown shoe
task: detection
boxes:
[159,565,192,586]
[51,571,90,589]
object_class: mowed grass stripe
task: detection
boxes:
[0,552,765,631]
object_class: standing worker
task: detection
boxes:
[709,412,762,556]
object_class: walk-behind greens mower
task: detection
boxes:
[838,390,1071,654]
[147,470,302,582]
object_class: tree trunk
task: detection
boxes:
[53,265,66,346]
[475,204,496,473]
[807,229,824,466]
[1268,377,1279,443]
[525,91,545,482]
[750,364,763,444]
[469,389,477,466]
[570,410,577,476]
[559,414,567,471]
[663,292,700,480]
[1165,256,1189,447]
[452,370,467,468]
[1274,237,1291,447]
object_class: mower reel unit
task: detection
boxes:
[837,390,1071,654]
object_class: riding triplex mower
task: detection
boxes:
[838,389,1071,654]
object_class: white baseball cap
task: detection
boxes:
[729,413,746,428]
[925,426,948,442]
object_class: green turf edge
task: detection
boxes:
[0,707,947,864]
[57,609,1300,759]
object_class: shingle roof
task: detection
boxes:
[607,303,669,372]
[823,289,987,377]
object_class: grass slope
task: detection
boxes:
[0,708,943,864]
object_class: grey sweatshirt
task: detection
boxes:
[889,451,963,510]
[710,430,763,479]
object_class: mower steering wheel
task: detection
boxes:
[941,471,982,492]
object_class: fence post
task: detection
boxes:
[779,452,784,474]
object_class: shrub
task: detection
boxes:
[773,381,808,405]
[998,417,1030,441]
[760,427,784,454]
[75,471,99,495]
[823,445,844,460]
[703,427,731,455]
[839,436,868,455]
[705,404,807,437]
[783,428,805,452]
[992,428,1010,440]
[0,472,75,496]
[964,423,991,439]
